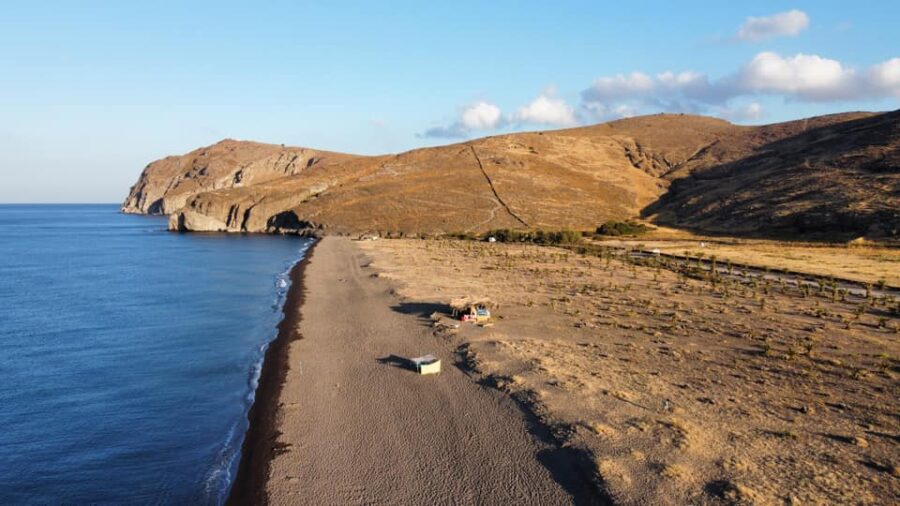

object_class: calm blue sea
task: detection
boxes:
[0,204,311,504]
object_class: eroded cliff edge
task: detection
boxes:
[123,111,899,240]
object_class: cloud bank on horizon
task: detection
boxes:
[423,9,899,138]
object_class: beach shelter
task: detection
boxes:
[449,296,496,323]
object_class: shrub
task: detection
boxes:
[596,220,652,237]
[534,229,582,245]
[486,228,529,243]
[444,231,478,241]
[484,228,582,245]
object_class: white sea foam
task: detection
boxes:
[208,240,313,504]
[203,422,238,504]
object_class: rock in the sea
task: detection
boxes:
[169,210,229,233]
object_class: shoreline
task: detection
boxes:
[226,240,318,506]
[259,237,576,504]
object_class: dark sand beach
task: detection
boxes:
[228,245,317,505]
[233,237,590,505]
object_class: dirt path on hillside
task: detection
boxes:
[264,237,585,505]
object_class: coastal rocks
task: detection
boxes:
[169,209,229,232]
[266,211,315,234]
[164,178,334,234]
[168,207,321,236]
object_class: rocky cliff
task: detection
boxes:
[122,139,356,216]
[123,111,899,240]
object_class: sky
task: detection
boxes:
[1,1,898,203]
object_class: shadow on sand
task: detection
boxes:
[390,301,450,317]
[376,354,417,373]
[386,301,611,504]
[454,346,613,506]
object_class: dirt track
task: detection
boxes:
[265,237,586,505]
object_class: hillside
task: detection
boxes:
[643,111,900,238]
[122,111,899,240]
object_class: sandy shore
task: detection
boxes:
[228,241,317,505]
[235,237,593,505]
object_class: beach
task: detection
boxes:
[233,237,594,505]
[231,235,898,505]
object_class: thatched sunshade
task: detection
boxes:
[449,296,498,315]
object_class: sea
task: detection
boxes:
[0,204,311,504]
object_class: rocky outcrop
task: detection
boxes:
[124,111,899,240]
[122,139,355,215]
[169,209,229,233]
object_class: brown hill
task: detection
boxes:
[642,111,900,238]
[122,111,899,240]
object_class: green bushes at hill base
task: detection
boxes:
[596,221,652,237]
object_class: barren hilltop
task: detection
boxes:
[123,111,899,240]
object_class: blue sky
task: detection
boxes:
[1,1,897,202]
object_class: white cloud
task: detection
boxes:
[422,101,503,138]
[423,91,580,138]
[582,70,721,107]
[735,9,810,41]
[735,52,857,100]
[742,102,763,119]
[582,72,655,102]
[868,58,900,97]
[512,92,578,126]
[613,104,638,118]
[718,102,764,122]
[583,102,639,119]
[580,52,900,121]
[425,50,898,136]
[460,101,502,130]
[657,71,705,89]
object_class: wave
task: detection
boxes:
[201,239,312,505]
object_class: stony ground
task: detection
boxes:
[360,238,900,506]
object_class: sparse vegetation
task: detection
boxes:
[595,220,652,237]
[361,236,900,506]
[485,228,583,245]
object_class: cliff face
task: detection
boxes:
[121,139,356,215]
[123,111,899,240]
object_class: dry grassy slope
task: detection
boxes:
[161,129,671,235]
[644,111,899,239]
[123,111,897,239]
[293,133,665,234]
